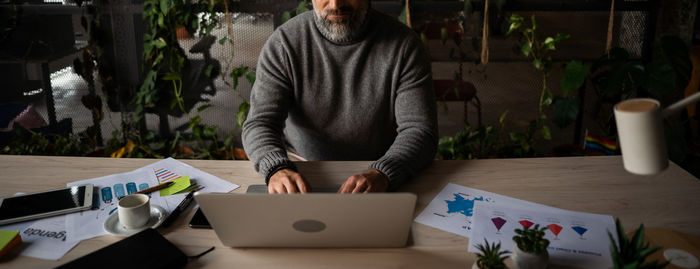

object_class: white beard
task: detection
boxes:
[313,5,368,43]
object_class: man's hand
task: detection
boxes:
[338,169,389,193]
[268,169,310,193]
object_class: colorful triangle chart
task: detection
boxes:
[491,217,507,231]
[519,220,534,229]
[572,226,588,237]
[154,168,182,183]
[547,224,563,237]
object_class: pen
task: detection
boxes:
[118,181,174,199]
[161,188,199,228]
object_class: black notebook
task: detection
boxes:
[57,228,187,269]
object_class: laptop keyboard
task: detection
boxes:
[246,184,339,193]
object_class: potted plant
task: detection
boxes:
[609,219,669,269]
[472,239,510,269]
[512,224,550,269]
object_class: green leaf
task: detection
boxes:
[151,52,164,67]
[542,91,553,106]
[205,64,214,77]
[554,33,570,43]
[420,32,428,48]
[154,37,167,49]
[544,37,556,50]
[464,0,473,15]
[159,0,168,14]
[499,110,508,125]
[553,96,579,129]
[532,58,542,70]
[204,126,216,138]
[245,71,256,86]
[218,36,227,45]
[521,42,532,57]
[560,61,590,95]
[162,72,181,81]
[441,27,448,45]
[281,11,292,24]
[645,61,676,97]
[506,14,523,35]
[398,5,407,25]
[224,135,234,147]
[157,15,164,28]
[237,102,250,127]
[230,66,249,89]
[197,104,212,112]
[530,15,537,31]
[296,0,309,15]
[188,115,201,129]
[656,36,692,89]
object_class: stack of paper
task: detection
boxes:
[415,183,616,268]
[0,158,239,260]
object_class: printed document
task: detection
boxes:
[468,202,616,268]
[415,183,561,237]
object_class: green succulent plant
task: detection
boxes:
[609,219,669,269]
[513,224,550,255]
[474,239,510,269]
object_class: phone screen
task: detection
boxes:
[0,185,87,221]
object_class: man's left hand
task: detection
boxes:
[338,169,389,193]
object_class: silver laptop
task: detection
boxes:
[194,192,417,248]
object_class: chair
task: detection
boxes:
[433,79,482,127]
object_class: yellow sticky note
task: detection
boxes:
[160,176,191,196]
[0,230,21,259]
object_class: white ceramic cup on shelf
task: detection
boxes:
[614,98,668,175]
[117,194,151,229]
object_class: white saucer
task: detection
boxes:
[103,205,167,236]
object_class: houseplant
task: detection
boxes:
[609,219,669,269]
[512,224,550,269]
[472,238,510,269]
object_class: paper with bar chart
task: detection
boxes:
[468,202,616,268]
[414,183,563,237]
[65,157,239,241]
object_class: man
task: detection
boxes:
[242,0,437,193]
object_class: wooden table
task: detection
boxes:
[0,155,698,268]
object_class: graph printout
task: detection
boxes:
[468,202,616,268]
[414,183,562,237]
[66,158,239,241]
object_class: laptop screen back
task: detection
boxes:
[194,193,417,248]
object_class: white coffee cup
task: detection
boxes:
[614,98,668,175]
[118,194,151,229]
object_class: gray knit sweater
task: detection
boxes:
[241,9,437,190]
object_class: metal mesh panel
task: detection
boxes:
[616,11,649,58]
[36,12,273,146]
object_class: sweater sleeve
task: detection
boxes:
[369,35,438,191]
[242,31,296,179]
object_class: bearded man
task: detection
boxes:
[242,0,437,193]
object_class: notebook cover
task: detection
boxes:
[57,228,187,269]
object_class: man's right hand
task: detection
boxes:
[268,169,310,193]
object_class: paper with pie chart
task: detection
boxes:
[468,202,616,268]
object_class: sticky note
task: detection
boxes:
[0,230,21,259]
[160,176,191,196]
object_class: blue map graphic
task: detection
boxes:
[445,194,484,217]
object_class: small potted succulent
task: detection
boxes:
[472,239,510,269]
[512,224,550,269]
[609,219,669,269]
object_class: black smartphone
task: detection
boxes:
[188,208,211,229]
[0,184,94,225]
